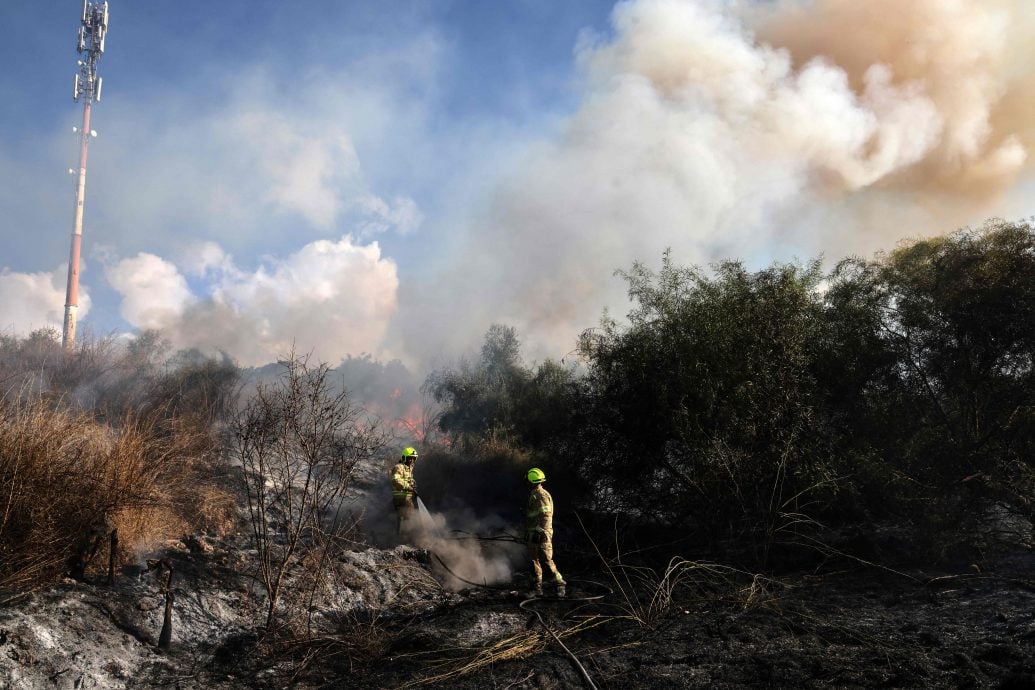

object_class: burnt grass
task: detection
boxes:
[42,527,1030,689]
[235,549,1035,689]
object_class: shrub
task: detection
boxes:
[231,353,388,631]
[0,397,226,591]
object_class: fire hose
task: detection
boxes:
[446,529,525,543]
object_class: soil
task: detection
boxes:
[328,551,1035,690]
[3,538,1034,689]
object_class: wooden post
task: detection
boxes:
[107,528,118,585]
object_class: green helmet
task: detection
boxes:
[527,467,546,484]
[402,447,419,461]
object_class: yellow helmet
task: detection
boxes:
[526,467,546,484]
[402,447,419,461]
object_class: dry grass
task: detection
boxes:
[394,616,609,688]
[0,395,226,591]
[574,513,793,631]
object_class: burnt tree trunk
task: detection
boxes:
[158,567,174,650]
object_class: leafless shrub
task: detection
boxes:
[230,352,388,631]
[0,329,239,429]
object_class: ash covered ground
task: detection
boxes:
[3,440,1034,689]
[3,524,1034,689]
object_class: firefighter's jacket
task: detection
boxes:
[526,484,554,539]
[392,462,415,500]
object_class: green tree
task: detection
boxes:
[852,221,1035,526]
[579,253,836,554]
[428,324,578,451]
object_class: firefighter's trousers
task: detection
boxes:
[527,537,564,585]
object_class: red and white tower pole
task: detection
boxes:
[63,103,92,349]
[62,0,109,351]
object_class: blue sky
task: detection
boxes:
[1,0,1032,368]
[0,1,615,356]
[0,1,613,272]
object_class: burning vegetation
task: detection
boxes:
[1,220,1034,688]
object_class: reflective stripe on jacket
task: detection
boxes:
[392,462,414,498]
[526,484,554,536]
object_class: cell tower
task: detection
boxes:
[62,0,109,351]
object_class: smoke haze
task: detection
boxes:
[2,1,1033,369]
[0,266,90,335]
[401,0,1035,360]
[106,237,398,367]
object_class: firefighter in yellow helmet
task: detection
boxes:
[525,467,565,597]
[392,447,419,537]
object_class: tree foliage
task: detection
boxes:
[426,220,1035,562]
[830,221,1035,526]
[426,324,579,452]
[421,325,584,518]
[579,254,834,552]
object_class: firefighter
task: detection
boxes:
[525,467,566,597]
[392,447,419,537]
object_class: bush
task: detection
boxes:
[413,442,530,521]
[0,397,228,591]
[0,329,239,427]
[422,325,590,524]
[829,220,1035,532]
[423,221,1035,565]
[574,222,1035,561]
[577,254,835,555]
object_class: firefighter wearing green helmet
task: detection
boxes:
[525,467,566,597]
[392,447,419,537]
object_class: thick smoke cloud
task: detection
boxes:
[753,0,1034,200]
[106,254,193,330]
[106,236,398,367]
[13,0,1031,369]
[0,267,90,336]
[400,0,1035,362]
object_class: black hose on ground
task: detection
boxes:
[430,551,520,591]
[446,529,525,543]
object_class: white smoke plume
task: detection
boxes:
[351,467,519,591]
[400,0,1035,361]
[106,235,398,367]
[411,510,517,591]
[0,266,90,336]
[753,0,1034,200]
[106,254,193,330]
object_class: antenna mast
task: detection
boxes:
[62,0,109,350]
